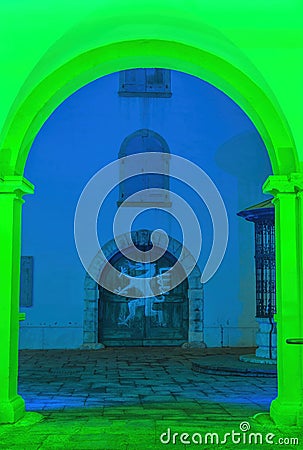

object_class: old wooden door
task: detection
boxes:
[98,251,189,346]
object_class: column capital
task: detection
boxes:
[0,176,34,196]
[263,173,303,196]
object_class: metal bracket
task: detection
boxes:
[286,338,303,344]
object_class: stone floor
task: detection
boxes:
[18,347,277,412]
[0,347,301,449]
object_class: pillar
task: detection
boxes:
[263,174,303,426]
[0,176,34,423]
[81,274,104,349]
[182,266,205,349]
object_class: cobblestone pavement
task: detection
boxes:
[18,347,277,415]
[2,347,299,450]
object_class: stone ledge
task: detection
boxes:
[192,354,277,378]
[240,353,277,365]
[79,343,105,350]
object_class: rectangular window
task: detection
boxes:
[20,256,33,307]
[119,69,172,97]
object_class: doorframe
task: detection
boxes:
[82,230,204,349]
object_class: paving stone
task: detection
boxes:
[0,347,279,448]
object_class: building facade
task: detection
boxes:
[19,69,272,350]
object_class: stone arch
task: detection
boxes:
[0,5,299,175]
[0,2,302,426]
[119,129,170,158]
[82,230,204,349]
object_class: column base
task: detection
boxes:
[0,394,25,424]
[253,412,274,426]
[80,343,105,350]
[182,341,207,349]
[255,318,277,360]
[270,397,303,426]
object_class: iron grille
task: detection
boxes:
[255,220,276,318]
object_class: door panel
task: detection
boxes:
[98,249,189,346]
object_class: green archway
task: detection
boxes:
[0,2,301,176]
[0,38,299,176]
[0,0,303,427]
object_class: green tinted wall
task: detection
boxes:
[0,0,302,175]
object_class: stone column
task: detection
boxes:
[81,274,104,349]
[0,176,34,424]
[182,266,205,349]
[187,288,205,347]
[263,174,303,426]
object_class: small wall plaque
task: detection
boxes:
[20,256,33,307]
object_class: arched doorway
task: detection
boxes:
[0,2,302,427]
[83,231,204,349]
